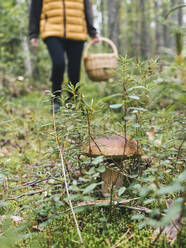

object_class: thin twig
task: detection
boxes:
[111,229,132,248]
[6,190,44,200]
[118,204,152,214]
[52,104,84,246]
[152,227,165,244]
[90,135,102,153]
[8,177,62,194]
[11,176,62,192]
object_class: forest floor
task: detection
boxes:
[0,62,185,248]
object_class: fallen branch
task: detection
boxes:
[61,198,143,214]
[78,197,139,207]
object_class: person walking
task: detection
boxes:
[29,0,99,112]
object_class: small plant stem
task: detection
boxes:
[90,135,102,153]
[176,138,185,161]
[86,108,102,154]
[86,109,92,154]
[122,58,129,154]
[109,184,114,222]
[123,86,127,143]
[52,107,84,246]
[135,113,140,153]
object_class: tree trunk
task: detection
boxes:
[131,0,140,58]
[17,0,33,77]
[139,0,148,59]
[154,0,161,54]
[107,0,121,51]
[162,1,171,48]
[169,0,177,49]
[178,0,183,26]
[100,0,106,37]
[119,1,127,56]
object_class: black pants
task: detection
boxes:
[44,37,84,98]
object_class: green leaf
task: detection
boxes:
[86,167,95,175]
[0,174,6,184]
[100,93,123,102]
[78,177,89,182]
[92,173,100,178]
[64,194,81,201]
[129,95,140,100]
[99,217,107,222]
[83,183,98,194]
[97,165,106,173]
[0,174,5,179]
[53,195,60,202]
[82,196,95,201]
[132,123,140,128]
[123,116,134,121]
[177,170,186,183]
[118,187,126,196]
[0,201,9,207]
[157,183,184,195]
[128,107,147,112]
[131,214,145,220]
[92,156,104,165]
[128,86,147,91]
[110,104,123,109]
[74,206,88,213]
[69,185,80,191]
[73,180,77,185]
[144,198,156,205]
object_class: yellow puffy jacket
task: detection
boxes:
[40,0,88,41]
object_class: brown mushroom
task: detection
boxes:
[82,135,139,197]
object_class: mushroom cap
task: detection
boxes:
[82,135,138,159]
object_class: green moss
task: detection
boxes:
[19,208,182,248]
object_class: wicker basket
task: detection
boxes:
[83,37,118,82]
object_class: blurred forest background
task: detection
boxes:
[0,0,185,80]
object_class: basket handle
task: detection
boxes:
[83,37,118,58]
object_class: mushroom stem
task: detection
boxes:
[101,166,123,197]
